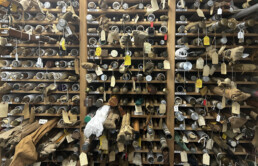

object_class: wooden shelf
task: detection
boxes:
[175,45,258,49]
[87,33,167,37]
[7,102,78,106]
[88,80,166,83]
[87,9,168,14]
[131,114,167,118]
[177,104,254,108]
[175,69,258,73]
[87,68,167,72]
[8,113,79,117]
[0,55,77,59]
[176,9,233,14]
[87,44,167,48]
[175,33,258,37]
[10,90,79,94]
[1,67,75,71]
[2,79,78,83]
[87,56,166,60]
[28,8,79,13]
[175,81,257,85]
[13,20,79,25]
[88,91,166,95]
[88,21,166,26]
[5,44,79,48]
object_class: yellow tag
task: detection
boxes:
[222,133,227,140]
[11,3,18,12]
[95,47,102,56]
[138,137,141,147]
[203,36,210,46]
[196,79,203,88]
[61,39,66,50]
[124,55,131,66]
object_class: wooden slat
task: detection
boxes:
[79,0,87,153]
[167,0,175,164]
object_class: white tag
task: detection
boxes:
[111,75,116,87]
[95,66,103,76]
[39,119,48,124]
[196,57,204,69]
[238,31,244,39]
[198,115,206,126]
[221,63,227,75]
[62,6,66,13]
[216,114,221,122]
[232,102,240,114]
[217,8,222,15]
[203,153,210,165]
[180,151,188,162]
[222,123,227,132]
[135,105,143,113]
[197,8,205,17]
[174,105,179,112]
[15,53,18,61]
[66,26,73,35]
[144,42,152,54]
[135,14,139,23]
[206,139,214,150]
[209,65,216,75]
[33,162,41,166]
[182,135,189,143]
[101,30,106,41]
[79,152,88,166]
[203,65,210,77]
[66,134,74,143]
[164,60,170,69]
[233,128,241,133]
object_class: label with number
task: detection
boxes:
[196,79,203,88]
[39,119,48,124]
[95,47,102,56]
[203,36,210,46]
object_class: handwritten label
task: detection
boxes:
[39,119,48,124]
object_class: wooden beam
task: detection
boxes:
[79,0,87,152]
[167,0,176,165]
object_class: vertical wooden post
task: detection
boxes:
[167,0,176,165]
[79,0,87,150]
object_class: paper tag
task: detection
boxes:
[135,105,143,113]
[144,42,152,54]
[95,47,102,56]
[233,128,241,133]
[109,151,116,162]
[101,30,106,41]
[60,38,66,50]
[222,123,227,132]
[117,142,125,152]
[174,105,179,112]
[99,135,108,150]
[95,66,103,76]
[196,57,204,69]
[159,103,166,114]
[124,55,131,66]
[79,152,88,166]
[203,36,210,45]
[39,119,48,124]
[206,139,214,150]
[197,8,205,17]
[216,114,221,122]
[33,162,41,166]
[135,14,139,23]
[218,45,226,55]
[103,91,106,101]
[163,60,170,69]
[15,53,18,61]
[196,79,203,88]
[180,151,188,162]
[235,133,244,140]
[212,52,218,64]
[232,102,240,114]
[217,7,222,15]
[203,153,210,165]
[66,134,74,143]
[0,103,8,118]
[238,31,244,39]
[222,96,226,109]
[62,6,66,13]
[198,115,206,126]
[111,75,116,87]
[209,65,216,76]
[183,164,190,166]
[221,63,227,75]
[210,5,214,15]
[203,65,210,77]
[182,135,189,143]
[66,26,73,35]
